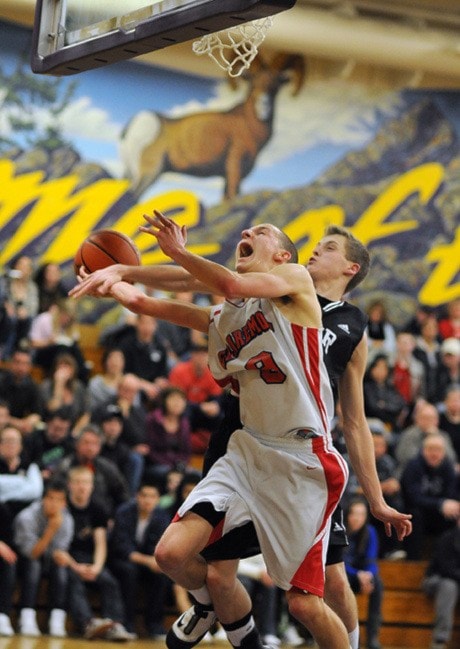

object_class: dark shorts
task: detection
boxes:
[195,503,348,563]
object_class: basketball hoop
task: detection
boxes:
[192,16,274,78]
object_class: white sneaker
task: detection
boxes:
[19,609,41,637]
[282,624,304,647]
[212,627,228,642]
[0,613,14,637]
[48,609,67,638]
[167,603,217,647]
[262,634,281,647]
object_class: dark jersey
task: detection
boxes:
[317,295,368,403]
[199,296,367,563]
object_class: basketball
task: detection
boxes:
[74,229,141,275]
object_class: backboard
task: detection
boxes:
[31,0,297,76]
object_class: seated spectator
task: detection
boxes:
[390,331,426,425]
[55,424,129,519]
[413,315,442,404]
[55,466,132,640]
[438,384,460,471]
[109,481,171,638]
[13,479,73,637]
[0,502,17,637]
[363,354,407,431]
[434,337,460,403]
[395,401,456,478]
[438,298,460,340]
[403,304,438,338]
[97,404,144,496]
[23,407,74,482]
[158,470,209,636]
[346,419,405,559]
[158,467,186,510]
[400,433,460,560]
[93,373,149,455]
[0,465,43,514]
[34,262,67,315]
[344,498,383,649]
[28,298,88,383]
[117,314,169,404]
[144,387,191,484]
[168,343,223,453]
[366,300,397,359]
[2,255,39,359]
[0,425,43,517]
[39,352,89,433]
[156,291,200,367]
[237,554,280,647]
[87,348,126,411]
[422,517,460,649]
[0,348,43,436]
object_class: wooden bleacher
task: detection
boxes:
[356,560,460,648]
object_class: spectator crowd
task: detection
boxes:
[0,259,459,645]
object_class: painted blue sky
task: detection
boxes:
[2,19,460,207]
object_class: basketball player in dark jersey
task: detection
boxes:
[71,222,412,649]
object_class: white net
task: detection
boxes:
[192,17,274,78]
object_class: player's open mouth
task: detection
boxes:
[238,242,253,258]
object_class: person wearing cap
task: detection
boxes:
[343,418,405,560]
[97,404,144,496]
[435,337,460,403]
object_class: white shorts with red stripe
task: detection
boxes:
[176,428,348,595]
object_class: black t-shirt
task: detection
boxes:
[23,429,74,472]
[0,371,42,418]
[68,498,109,561]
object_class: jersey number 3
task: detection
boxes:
[245,351,287,384]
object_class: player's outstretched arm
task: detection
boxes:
[142,211,310,301]
[107,281,210,334]
[69,261,207,300]
[338,336,412,541]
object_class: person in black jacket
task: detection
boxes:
[363,354,407,432]
[55,424,130,519]
[109,481,171,639]
[400,433,460,560]
[422,517,460,649]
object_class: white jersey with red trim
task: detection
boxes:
[208,297,334,442]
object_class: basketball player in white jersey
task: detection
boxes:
[74,215,354,648]
[71,218,412,649]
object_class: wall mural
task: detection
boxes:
[0,21,459,325]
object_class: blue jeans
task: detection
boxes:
[18,555,68,610]
[67,565,125,632]
[110,558,169,633]
[0,557,16,614]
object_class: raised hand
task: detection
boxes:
[140,210,187,259]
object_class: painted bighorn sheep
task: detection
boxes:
[119,53,305,201]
